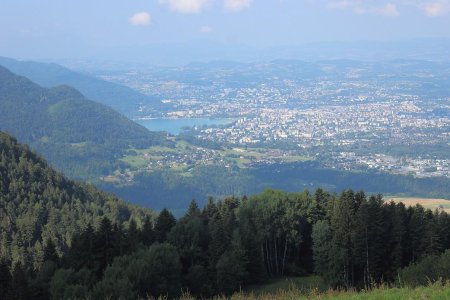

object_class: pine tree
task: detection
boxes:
[312,220,332,282]
[208,215,228,269]
[43,238,59,265]
[0,259,11,299]
[7,262,29,300]
[127,219,139,251]
[329,190,356,287]
[112,223,127,257]
[386,202,408,276]
[93,217,114,278]
[186,199,201,218]
[215,240,248,296]
[154,209,176,243]
[409,205,427,262]
[67,223,95,271]
[140,216,155,246]
[202,197,218,223]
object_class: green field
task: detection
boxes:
[120,140,312,172]
[212,278,450,300]
[244,276,328,295]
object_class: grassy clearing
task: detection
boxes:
[387,197,450,213]
[243,276,328,296]
[176,278,450,300]
[227,283,450,300]
[121,155,148,168]
[281,155,312,163]
[196,280,450,300]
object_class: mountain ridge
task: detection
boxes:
[0,56,156,116]
[0,65,170,179]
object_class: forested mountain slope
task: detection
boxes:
[0,131,153,268]
[0,56,150,115]
[0,65,169,179]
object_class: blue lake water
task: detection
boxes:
[135,118,235,135]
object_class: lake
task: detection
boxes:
[135,118,235,135]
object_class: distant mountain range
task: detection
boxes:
[0,65,169,179]
[51,38,450,67]
[0,56,155,116]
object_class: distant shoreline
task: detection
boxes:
[134,117,237,135]
[134,117,236,121]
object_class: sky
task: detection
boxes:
[1,0,450,61]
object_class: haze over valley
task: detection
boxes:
[1,1,450,298]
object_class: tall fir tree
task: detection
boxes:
[154,209,176,243]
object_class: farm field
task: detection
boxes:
[387,197,450,213]
[119,139,312,174]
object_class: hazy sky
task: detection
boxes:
[1,0,450,59]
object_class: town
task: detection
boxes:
[95,61,450,179]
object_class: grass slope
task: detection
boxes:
[228,280,450,300]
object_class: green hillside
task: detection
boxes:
[0,65,169,179]
[0,131,153,268]
[0,56,153,116]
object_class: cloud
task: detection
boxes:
[224,0,254,11]
[200,25,213,33]
[328,1,357,10]
[159,0,211,14]
[129,12,151,26]
[378,3,400,16]
[328,0,450,17]
[328,1,400,16]
[422,1,450,16]
[157,0,450,17]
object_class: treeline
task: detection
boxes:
[312,190,450,288]
[0,192,313,299]
[3,188,450,299]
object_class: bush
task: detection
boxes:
[94,243,182,299]
[399,250,450,287]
